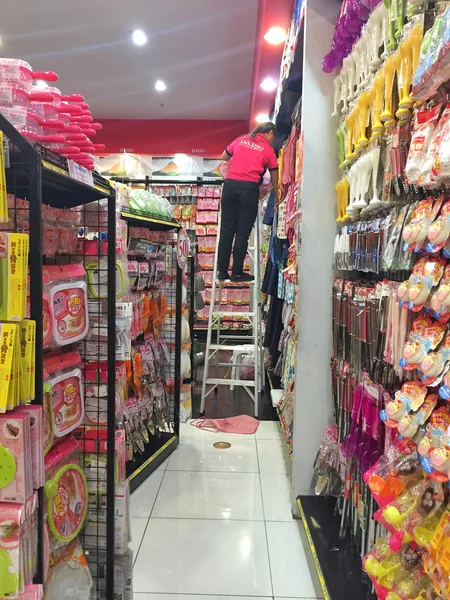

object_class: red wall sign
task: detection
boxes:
[95,119,248,157]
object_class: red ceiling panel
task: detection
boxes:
[249,0,294,126]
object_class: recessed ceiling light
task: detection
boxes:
[264,27,286,45]
[132,29,147,46]
[260,77,278,92]
[34,80,48,89]
[155,80,167,92]
[255,113,270,123]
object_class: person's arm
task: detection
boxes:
[270,168,279,191]
[221,138,238,162]
[266,147,279,201]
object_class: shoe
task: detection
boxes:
[230,272,254,283]
[218,271,230,281]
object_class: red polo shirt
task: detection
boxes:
[225,133,278,183]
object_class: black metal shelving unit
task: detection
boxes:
[297,496,372,600]
[2,113,118,599]
[123,215,182,493]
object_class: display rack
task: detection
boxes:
[1,113,119,599]
[121,210,182,493]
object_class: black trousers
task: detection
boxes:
[217,179,259,274]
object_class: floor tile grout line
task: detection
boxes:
[149,465,169,519]
[133,593,281,598]
[256,436,275,599]
[133,467,167,565]
[147,516,267,521]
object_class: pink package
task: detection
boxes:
[206,186,214,198]
[213,187,221,198]
[198,187,206,198]
[197,199,206,210]
[0,501,24,596]
[21,584,43,600]
[42,206,59,255]
[211,199,219,210]
[0,412,31,503]
[56,208,80,254]
[196,225,206,235]
[44,351,84,438]
[15,406,44,490]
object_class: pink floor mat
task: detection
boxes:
[190,415,260,434]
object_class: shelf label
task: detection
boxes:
[68,160,94,187]
[177,228,189,271]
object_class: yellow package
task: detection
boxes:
[0,323,17,412]
[20,320,35,403]
[8,327,20,410]
[22,234,28,319]
[0,233,28,321]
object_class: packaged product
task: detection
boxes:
[0,411,32,503]
[42,206,59,255]
[56,208,81,253]
[0,232,28,321]
[44,437,88,543]
[43,264,89,346]
[44,351,84,439]
[405,105,442,186]
[45,538,92,600]
[0,494,40,597]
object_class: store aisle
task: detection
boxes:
[131,421,323,600]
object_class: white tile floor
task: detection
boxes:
[132,420,323,599]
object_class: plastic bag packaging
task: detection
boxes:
[42,205,59,255]
[382,205,409,271]
[405,105,442,186]
[85,255,127,299]
[419,105,450,188]
[45,538,92,600]
[57,208,81,254]
[180,383,192,423]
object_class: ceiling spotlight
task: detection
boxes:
[255,113,270,123]
[132,29,148,46]
[260,77,278,92]
[264,27,286,45]
[34,80,48,89]
[155,80,167,92]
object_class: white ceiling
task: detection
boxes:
[1,0,259,120]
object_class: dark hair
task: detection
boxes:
[248,122,276,139]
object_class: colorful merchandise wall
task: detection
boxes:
[292,0,450,598]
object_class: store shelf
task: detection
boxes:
[126,432,179,492]
[1,115,112,208]
[120,210,181,230]
[297,496,371,600]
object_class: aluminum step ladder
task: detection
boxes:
[200,210,263,417]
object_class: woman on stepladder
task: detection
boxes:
[217,122,279,282]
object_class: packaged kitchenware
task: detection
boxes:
[44,351,84,439]
[43,265,89,346]
[44,436,88,544]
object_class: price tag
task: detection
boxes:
[177,228,189,270]
[68,159,94,187]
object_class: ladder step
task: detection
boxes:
[219,335,256,341]
[212,311,255,317]
[216,362,254,367]
[206,378,256,386]
[208,344,256,351]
